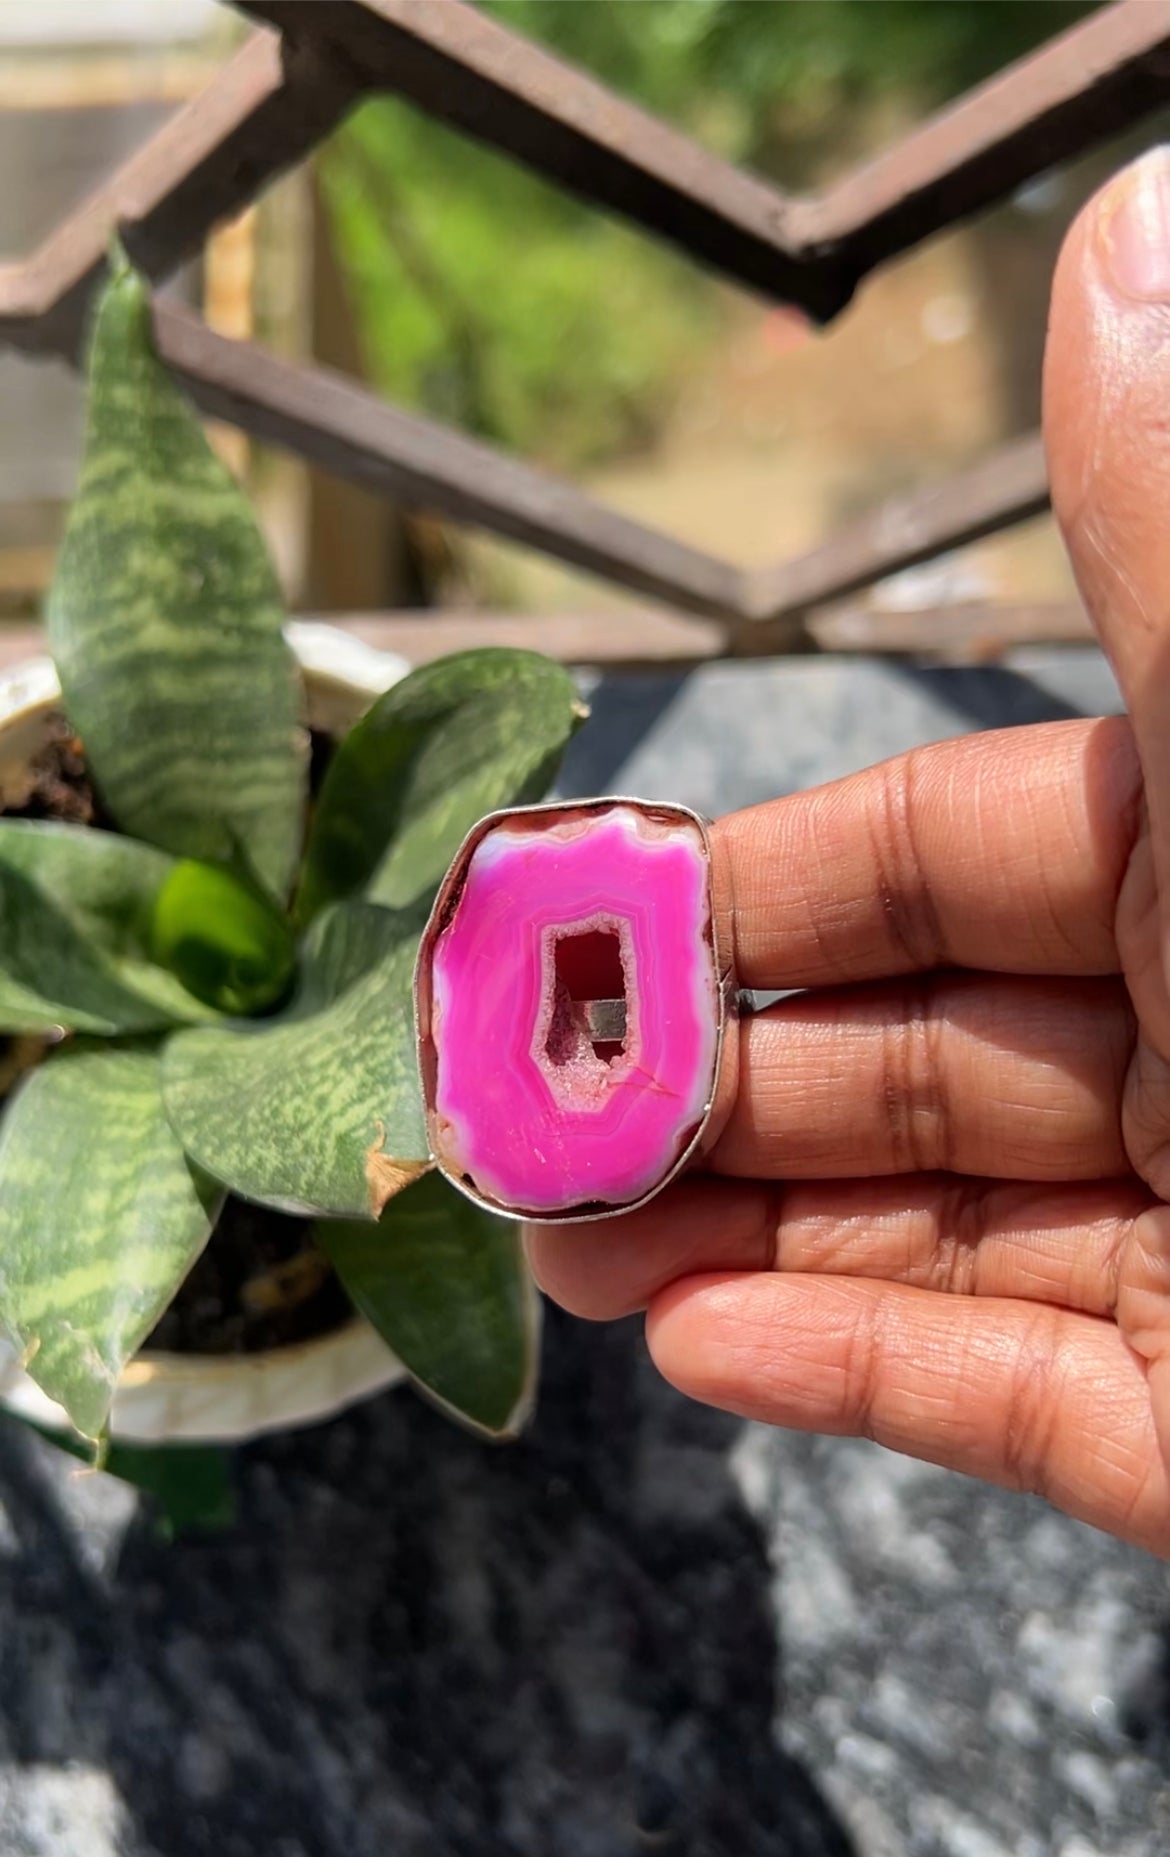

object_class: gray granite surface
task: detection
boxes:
[2,648,1168,1857]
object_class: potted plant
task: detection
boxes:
[0,248,585,1462]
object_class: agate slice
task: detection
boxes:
[415,799,725,1221]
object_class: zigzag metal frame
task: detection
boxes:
[0,0,1161,650]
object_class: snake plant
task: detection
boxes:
[0,251,583,1453]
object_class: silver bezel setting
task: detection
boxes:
[413,795,734,1225]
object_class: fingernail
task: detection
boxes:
[1099,148,1170,301]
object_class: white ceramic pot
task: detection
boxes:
[0,626,417,1445]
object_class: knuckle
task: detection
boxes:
[999,1307,1066,1501]
[840,1295,885,1441]
[877,984,948,1173]
[868,752,945,972]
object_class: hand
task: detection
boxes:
[527,148,1170,1559]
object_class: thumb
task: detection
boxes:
[1045,147,1170,956]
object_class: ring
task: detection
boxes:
[414,796,738,1224]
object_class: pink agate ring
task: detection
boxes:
[414,797,738,1224]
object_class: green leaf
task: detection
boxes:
[319,1171,539,1438]
[0,1043,221,1443]
[45,251,305,901]
[150,858,295,1017]
[106,1437,237,1538]
[295,647,583,924]
[162,901,429,1219]
[0,820,222,1034]
[10,1414,236,1539]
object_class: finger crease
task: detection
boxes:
[842,1297,885,1443]
[938,1178,989,1294]
[763,1182,787,1274]
[871,751,947,971]
[1001,1308,1063,1501]
[882,983,946,1174]
[1104,1211,1141,1322]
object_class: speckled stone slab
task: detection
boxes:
[4,652,1168,1857]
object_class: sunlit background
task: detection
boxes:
[0,0,1129,642]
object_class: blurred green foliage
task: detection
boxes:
[318,92,711,471]
[320,0,1096,471]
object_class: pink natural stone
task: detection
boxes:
[420,802,721,1217]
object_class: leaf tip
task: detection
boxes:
[106,229,133,280]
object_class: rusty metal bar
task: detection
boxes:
[0,276,1058,629]
[324,599,1094,665]
[4,0,1162,354]
[0,601,1095,678]
[233,0,834,313]
[0,0,1145,636]
[736,433,1051,649]
[799,0,1170,270]
[237,0,1170,320]
[808,599,1092,661]
[0,29,354,356]
[300,608,731,669]
[154,302,741,619]
[0,257,1065,625]
[155,305,1060,631]
[0,612,727,674]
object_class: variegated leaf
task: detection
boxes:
[295,648,583,924]
[149,856,295,1016]
[162,901,428,1219]
[0,1042,221,1444]
[319,1171,540,1437]
[45,252,306,901]
[0,819,220,1033]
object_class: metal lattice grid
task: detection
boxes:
[0,0,1163,665]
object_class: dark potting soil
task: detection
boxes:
[0,715,352,1356]
[144,1199,352,1357]
[3,712,118,828]
[4,713,338,832]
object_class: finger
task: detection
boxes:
[1046,150,1170,990]
[713,973,1132,1180]
[715,716,1138,991]
[645,1274,1169,1557]
[527,1173,1153,1324]
[526,1177,775,1320]
[1116,1201,1170,1490]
